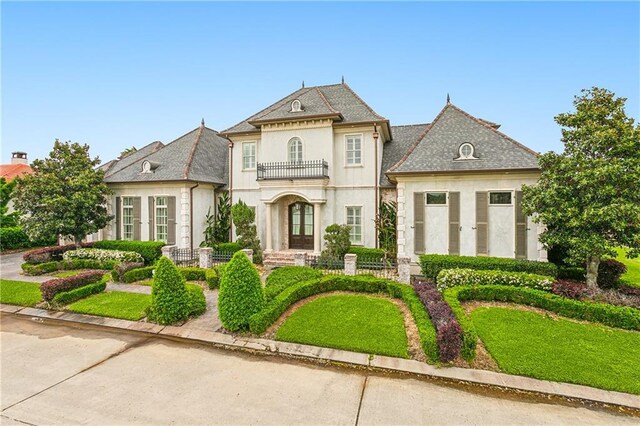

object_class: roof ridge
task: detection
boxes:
[104,140,164,177]
[315,87,339,114]
[391,123,431,129]
[340,82,386,120]
[222,86,311,133]
[447,103,539,157]
[183,125,206,179]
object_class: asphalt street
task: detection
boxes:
[1,314,636,425]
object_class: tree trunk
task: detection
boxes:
[586,255,600,288]
[74,235,83,249]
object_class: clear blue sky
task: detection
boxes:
[2,1,638,165]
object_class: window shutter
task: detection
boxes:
[133,197,142,241]
[414,192,425,254]
[167,196,177,245]
[148,196,155,242]
[448,192,460,255]
[476,192,488,256]
[515,191,527,259]
[115,197,121,240]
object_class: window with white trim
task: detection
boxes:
[155,196,168,242]
[122,197,134,241]
[456,142,478,160]
[242,142,256,170]
[288,137,303,162]
[346,206,362,244]
[345,135,362,165]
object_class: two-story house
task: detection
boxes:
[98,81,547,264]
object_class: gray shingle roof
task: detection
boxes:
[104,126,228,185]
[222,83,386,134]
[387,104,539,176]
[102,142,164,176]
[380,124,430,186]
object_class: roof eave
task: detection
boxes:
[385,167,540,182]
[247,113,344,126]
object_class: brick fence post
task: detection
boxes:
[161,245,177,263]
[199,247,212,269]
[397,256,411,284]
[241,249,254,263]
[294,252,307,267]
[344,253,357,276]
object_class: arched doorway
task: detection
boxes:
[289,201,314,250]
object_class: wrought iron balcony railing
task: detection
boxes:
[256,160,329,180]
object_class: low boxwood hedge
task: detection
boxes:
[186,283,207,317]
[248,275,439,363]
[214,242,241,253]
[436,268,554,292]
[443,285,640,361]
[51,275,109,305]
[205,264,228,289]
[178,267,206,282]
[41,270,106,302]
[93,240,164,265]
[122,266,155,283]
[22,259,118,276]
[420,254,558,280]
[264,266,323,302]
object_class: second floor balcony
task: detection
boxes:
[257,159,329,181]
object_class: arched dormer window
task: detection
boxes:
[455,143,478,160]
[288,137,303,163]
[291,99,302,112]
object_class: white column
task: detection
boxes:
[180,187,190,249]
[396,182,406,256]
[265,202,273,253]
[313,203,321,255]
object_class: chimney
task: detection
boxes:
[11,152,28,165]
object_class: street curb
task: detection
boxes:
[2,303,639,415]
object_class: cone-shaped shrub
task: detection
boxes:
[218,251,264,331]
[147,256,190,325]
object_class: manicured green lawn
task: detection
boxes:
[67,291,151,321]
[0,279,41,306]
[616,247,640,288]
[471,307,640,394]
[275,294,409,358]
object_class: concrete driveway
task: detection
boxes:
[0,251,50,283]
[1,314,636,425]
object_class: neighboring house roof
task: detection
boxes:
[104,125,229,185]
[380,123,430,187]
[387,103,539,176]
[0,164,33,181]
[222,83,388,135]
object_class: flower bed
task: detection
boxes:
[420,254,558,280]
[63,248,143,263]
[23,242,94,264]
[436,268,554,292]
[93,240,164,265]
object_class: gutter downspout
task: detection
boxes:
[189,182,199,250]
[373,124,380,249]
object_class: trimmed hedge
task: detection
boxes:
[147,257,190,325]
[122,266,155,283]
[23,242,94,263]
[214,242,241,253]
[22,259,117,276]
[218,251,264,331]
[420,254,558,280]
[178,267,206,281]
[348,247,386,259]
[444,285,640,361]
[51,275,109,305]
[41,270,106,302]
[63,248,143,263]
[206,264,228,289]
[0,227,30,251]
[248,275,439,363]
[186,283,207,317]
[93,240,164,265]
[264,266,323,302]
[436,268,554,292]
[111,262,145,282]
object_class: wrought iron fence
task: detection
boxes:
[305,254,345,275]
[257,159,329,180]
[356,255,398,279]
[209,251,234,267]
[174,248,199,267]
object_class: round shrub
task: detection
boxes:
[147,256,190,325]
[597,259,627,289]
[218,251,264,332]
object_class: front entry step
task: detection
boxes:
[263,251,308,268]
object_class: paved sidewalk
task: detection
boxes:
[106,282,152,294]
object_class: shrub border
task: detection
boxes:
[248,275,438,363]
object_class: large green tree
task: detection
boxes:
[0,177,19,228]
[13,140,113,247]
[522,87,640,287]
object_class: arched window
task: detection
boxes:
[291,99,302,112]
[288,137,303,162]
[458,143,476,159]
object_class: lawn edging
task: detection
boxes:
[248,275,439,363]
[443,285,640,361]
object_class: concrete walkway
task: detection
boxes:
[0,252,51,283]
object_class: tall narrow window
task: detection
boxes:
[155,196,168,243]
[243,142,256,170]
[346,206,362,244]
[288,137,303,163]
[122,197,134,241]
[346,135,362,165]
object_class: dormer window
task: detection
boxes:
[141,160,159,173]
[291,99,302,112]
[456,143,478,160]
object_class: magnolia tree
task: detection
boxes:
[522,87,640,287]
[13,140,113,247]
